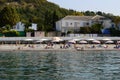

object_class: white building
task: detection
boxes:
[12,22,25,31]
[12,22,37,31]
[29,23,37,31]
[56,15,113,33]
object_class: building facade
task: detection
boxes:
[56,15,114,33]
[29,23,37,31]
[12,22,25,31]
[12,22,37,31]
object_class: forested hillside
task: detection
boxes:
[0,0,84,31]
[0,0,120,32]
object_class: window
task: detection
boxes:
[86,23,89,25]
[17,26,19,29]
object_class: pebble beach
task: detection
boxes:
[0,44,119,51]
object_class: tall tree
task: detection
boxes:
[52,10,60,28]
[91,24,103,34]
[0,6,20,27]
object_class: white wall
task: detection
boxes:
[13,22,25,31]
[56,19,91,32]
[34,31,45,37]
[29,23,37,30]
[103,20,112,29]
[56,21,61,31]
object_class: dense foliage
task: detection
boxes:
[79,24,103,34]
[0,0,82,31]
[0,6,20,27]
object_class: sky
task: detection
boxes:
[47,0,120,16]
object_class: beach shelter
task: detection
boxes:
[117,41,120,44]
[68,40,76,44]
[86,38,95,44]
[105,40,114,44]
[92,40,101,44]
[51,37,63,42]
[79,40,87,44]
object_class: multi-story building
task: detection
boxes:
[56,15,113,33]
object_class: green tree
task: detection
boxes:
[72,11,84,16]
[91,24,103,34]
[109,27,120,36]
[44,10,52,31]
[0,6,20,27]
[52,10,60,29]
[96,11,103,16]
[84,11,95,16]
[5,24,11,30]
[80,27,91,34]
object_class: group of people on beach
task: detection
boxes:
[0,41,119,51]
[114,44,120,49]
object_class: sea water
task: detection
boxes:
[0,50,120,80]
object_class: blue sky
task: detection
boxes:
[47,0,120,16]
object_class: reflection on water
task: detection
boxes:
[0,51,120,80]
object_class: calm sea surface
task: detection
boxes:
[0,50,120,80]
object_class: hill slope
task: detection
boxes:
[0,0,120,32]
[0,0,82,31]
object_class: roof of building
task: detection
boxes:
[62,15,107,21]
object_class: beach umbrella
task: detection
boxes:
[52,37,60,40]
[52,37,63,42]
[117,41,120,44]
[92,40,101,44]
[68,40,76,44]
[52,39,63,42]
[105,40,114,44]
[86,38,95,44]
[79,40,87,44]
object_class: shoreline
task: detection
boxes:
[0,48,119,52]
[0,44,119,52]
